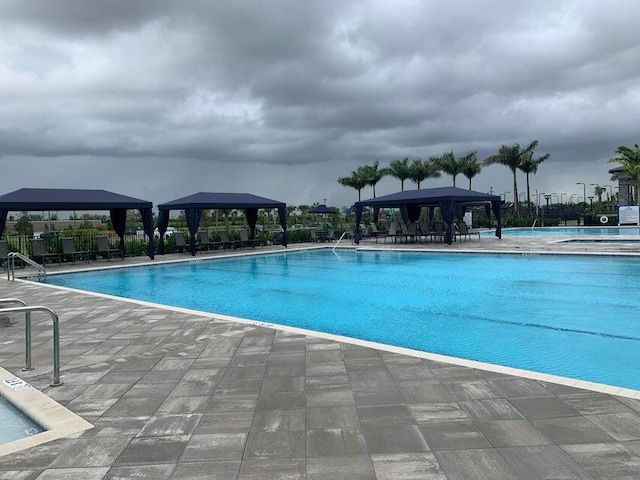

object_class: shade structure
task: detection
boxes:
[157,192,287,255]
[354,186,502,244]
[309,204,338,214]
[0,188,155,258]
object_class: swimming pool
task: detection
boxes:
[486,227,640,237]
[0,395,44,444]
[43,250,640,391]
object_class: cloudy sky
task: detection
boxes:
[1,0,639,209]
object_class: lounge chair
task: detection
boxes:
[384,222,400,243]
[239,229,261,248]
[219,231,242,249]
[96,235,121,260]
[0,240,9,269]
[431,223,445,242]
[61,237,90,264]
[173,232,189,253]
[455,222,481,242]
[419,223,432,241]
[198,230,222,251]
[30,239,60,265]
[369,222,387,242]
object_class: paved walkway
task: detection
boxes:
[1,238,640,479]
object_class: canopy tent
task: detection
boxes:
[157,192,287,255]
[354,186,502,244]
[0,188,155,258]
[309,204,338,214]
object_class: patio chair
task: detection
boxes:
[0,240,9,269]
[61,237,90,264]
[198,230,222,251]
[173,232,189,253]
[239,229,261,248]
[30,238,60,265]
[431,223,445,242]
[419,223,432,241]
[384,222,400,243]
[219,231,242,249]
[96,235,121,261]
[369,222,388,242]
[455,222,481,242]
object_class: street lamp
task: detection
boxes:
[590,183,601,202]
[588,196,594,207]
[536,191,545,217]
[570,194,577,204]
[603,184,613,201]
[560,193,567,204]
[501,191,510,202]
[576,182,586,204]
[552,193,559,204]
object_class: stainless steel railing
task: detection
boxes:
[7,252,46,281]
[0,302,62,387]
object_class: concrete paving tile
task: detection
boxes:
[497,445,592,479]
[306,350,343,363]
[103,464,175,480]
[251,408,304,432]
[306,428,368,457]
[65,397,119,417]
[238,458,305,480]
[168,380,218,397]
[559,393,634,415]
[353,387,405,406]
[306,389,355,408]
[343,358,388,372]
[220,366,265,382]
[115,436,190,466]
[35,467,110,480]
[244,430,305,459]
[256,391,306,410]
[180,433,247,461]
[260,376,305,392]
[476,419,552,447]
[82,416,149,437]
[444,380,502,401]
[0,439,75,469]
[616,396,640,414]
[59,372,109,386]
[41,385,90,402]
[193,412,255,435]
[510,396,581,420]
[357,404,415,426]
[267,352,306,365]
[156,395,210,414]
[625,440,640,455]
[265,363,306,378]
[420,421,492,451]
[137,414,202,437]
[170,461,240,480]
[430,365,482,383]
[561,443,640,478]
[230,353,270,367]
[408,402,470,424]
[97,371,147,384]
[206,393,259,412]
[307,406,360,429]
[50,437,131,468]
[306,455,376,480]
[138,370,186,383]
[214,379,262,395]
[306,374,350,391]
[340,346,381,359]
[72,383,132,401]
[269,343,306,355]
[305,362,346,377]
[122,382,176,397]
[532,416,616,444]
[240,335,274,347]
[348,370,396,391]
[585,413,640,441]
[362,424,430,454]
[487,377,553,398]
[0,471,42,480]
[458,398,525,421]
[387,365,437,383]
[110,357,162,372]
[370,452,447,480]
[102,397,165,417]
[434,448,526,480]
[398,383,456,406]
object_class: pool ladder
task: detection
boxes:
[0,298,62,387]
[6,252,46,282]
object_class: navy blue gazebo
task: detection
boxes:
[157,192,287,256]
[0,188,155,258]
[354,187,502,244]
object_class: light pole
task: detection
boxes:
[537,191,545,217]
[501,191,510,202]
[588,196,594,207]
[590,183,601,203]
[576,182,586,205]
[543,194,551,226]
[570,194,577,204]
[603,184,613,201]
[560,193,567,204]
[552,193,559,204]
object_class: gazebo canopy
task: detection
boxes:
[354,186,502,244]
[157,192,287,255]
[0,188,155,258]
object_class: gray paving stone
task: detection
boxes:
[361,424,429,454]
[82,416,148,437]
[370,452,447,480]
[306,350,343,363]
[102,397,165,417]
[251,408,305,432]
[138,369,185,383]
[214,379,262,395]
[344,358,388,372]
[387,366,437,383]
[341,346,381,360]
[261,376,305,392]
[137,414,202,437]
[348,371,396,391]
[357,404,415,426]
[532,416,616,444]
[497,445,592,479]
[156,395,210,414]
[561,443,640,478]
[305,362,346,377]
[265,363,306,378]
[244,430,305,459]
[408,402,470,424]
[122,382,176,397]
[488,377,553,398]
[476,419,552,447]
[444,380,502,400]
[353,387,405,406]
[585,413,640,441]
[115,436,189,465]
[267,352,306,365]
[306,373,350,390]
[559,393,634,415]
[49,437,131,468]
[434,448,526,480]
[306,428,368,457]
[307,406,360,429]
[97,370,147,384]
[419,421,491,450]
[103,464,175,480]
[431,365,482,383]
[238,458,305,480]
[625,440,640,455]
[306,455,376,480]
[180,433,247,461]
[64,397,119,417]
[306,389,355,407]
[206,393,259,412]
[459,398,525,421]
[193,411,255,434]
[0,470,42,480]
[35,467,110,480]
[397,383,454,403]
[170,461,240,480]
[0,439,75,469]
[510,396,580,420]
[256,391,306,410]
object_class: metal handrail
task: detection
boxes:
[0,305,63,387]
[7,252,46,281]
[0,298,33,371]
[332,231,349,252]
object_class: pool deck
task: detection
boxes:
[1,235,640,479]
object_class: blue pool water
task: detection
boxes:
[484,227,640,237]
[44,250,640,390]
[0,396,44,444]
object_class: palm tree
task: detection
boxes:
[360,161,386,198]
[436,151,464,187]
[409,158,441,189]
[460,151,481,190]
[386,158,411,191]
[518,150,550,216]
[337,170,368,201]
[484,140,541,216]
[608,144,640,206]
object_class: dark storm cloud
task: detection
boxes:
[1,0,639,205]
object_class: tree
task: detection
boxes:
[518,150,550,216]
[360,161,386,198]
[338,170,368,201]
[484,140,542,216]
[608,144,640,206]
[460,151,481,190]
[386,158,411,191]
[14,212,34,237]
[436,151,464,187]
[409,157,441,189]
[594,186,606,203]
